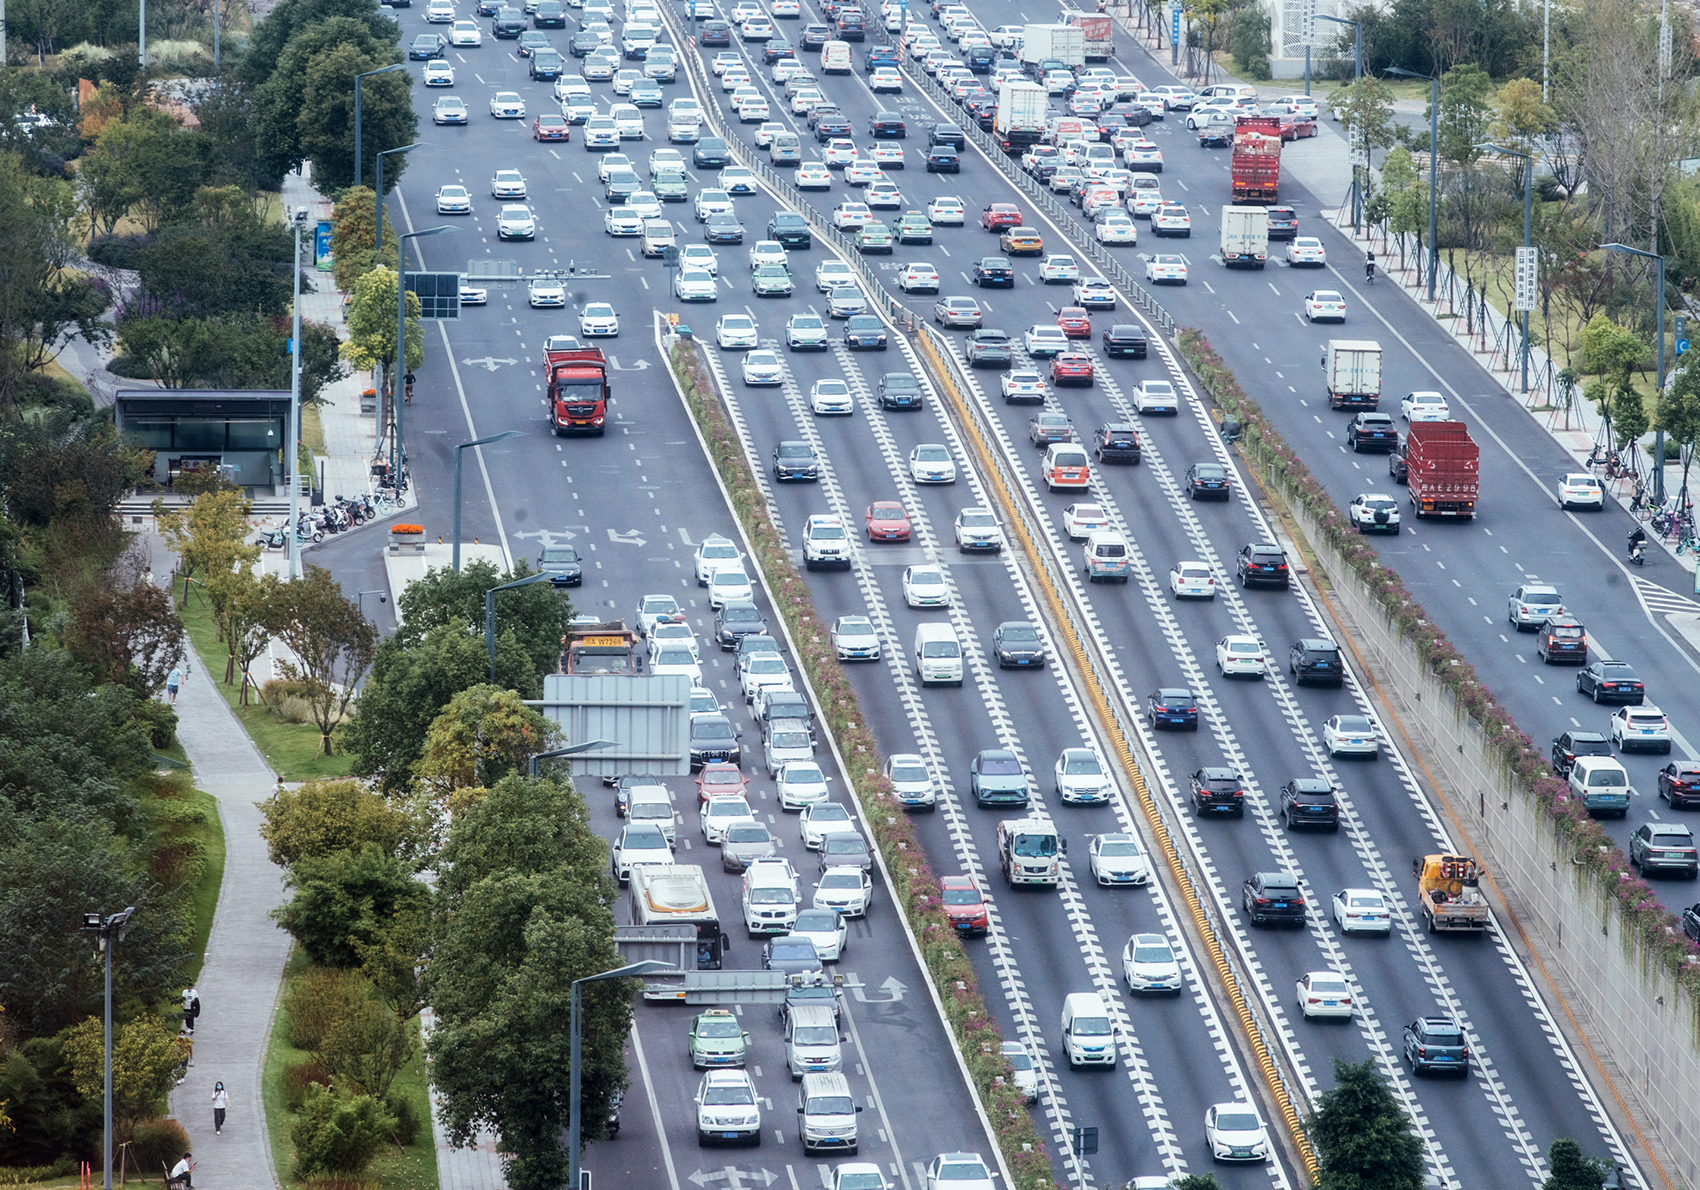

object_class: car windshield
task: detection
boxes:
[939,1164,987,1181]
[1550,626,1583,638]
[626,831,668,850]
[1346,893,1383,908]
[980,757,1021,775]
[824,835,866,855]
[1132,945,1171,963]
[656,648,694,666]
[1424,1026,1464,1044]
[702,771,740,786]
[723,607,761,625]
[1525,591,1561,604]
[1072,1015,1111,1036]
[941,887,981,904]
[1013,833,1055,857]
[727,824,768,843]
[1158,693,1192,707]
[1216,1112,1260,1131]
[1064,755,1101,775]
[771,941,816,961]
[747,657,786,676]
[696,720,734,741]
[794,1024,837,1045]
[699,1017,742,1038]
[1100,840,1142,857]
[702,1084,753,1105]
[1587,769,1627,787]
[750,887,792,904]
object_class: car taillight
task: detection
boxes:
[1291,897,1304,907]
[1255,897,1272,906]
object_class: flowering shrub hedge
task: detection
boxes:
[667,341,1060,1189]
[1177,328,1700,1013]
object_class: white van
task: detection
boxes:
[797,1071,860,1155]
[914,623,964,686]
[1568,756,1633,817]
[743,860,799,935]
[627,786,676,843]
[1083,530,1131,583]
[1060,991,1116,1068]
[785,1003,843,1080]
[820,40,853,75]
[1199,82,1256,101]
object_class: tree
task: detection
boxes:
[1610,383,1650,454]
[1181,0,1244,86]
[393,559,575,684]
[118,313,345,401]
[1227,6,1270,81]
[1657,360,1700,496]
[260,778,419,871]
[1335,75,1399,157]
[1490,77,1555,157]
[64,1016,189,1136]
[253,19,406,184]
[153,489,260,605]
[76,108,208,235]
[341,266,424,375]
[315,985,412,1099]
[413,685,560,804]
[428,775,630,1190]
[65,578,187,696]
[297,42,419,193]
[216,568,274,700]
[0,414,147,576]
[263,566,378,755]
[1305,1058,1424,1190]
[192,78,275,194]
[291,1083,396,1178]
[329,187,400,295]
[274,842,429,968]
[1542,1138,1606,1190]
[1172,1178,1223,1190]
[1435,63,1494,170]
[134,185,294,316]
[242,0,403,87]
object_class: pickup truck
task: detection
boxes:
[1413,853,1488,933]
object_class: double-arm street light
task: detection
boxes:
[395,225,454,487]
[1386,66,1441,303]
[1478,142,1535,393]
[485,572,554,680]
[355,64,408,193]
[569,961,677,1190]
[1603,243,1669,504]
[1316,15,1363,229]
[454,430,525,572]
[81,907,137,1190]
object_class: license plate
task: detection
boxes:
[1272,901,1288,908]
[721,1131,744,1139]
[1322,1000,1338,1006]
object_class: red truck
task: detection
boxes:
[1402,422,1479,519]
[1063,12,1113,60]
[544,337,612,436]
[1230,116,1282,204]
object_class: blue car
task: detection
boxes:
[1147,687,1198,731]
[970,749,1029,808]
[925,145,961,173]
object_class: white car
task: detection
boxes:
[741,350,784,386]
[1312,466,1393,531]
[884,753,936,809]
[1610,703,1672,753]
[424,0,453,19]
[832,201,873,230]
[1296,971,1355,1020]
[738,652,792,704]
[701,795,754,844]
[674,269,719,301]
[1122,932,1181,992]
[649,620,700,660]
[898,263,941,293]
[1122,140,1163,170]
[1001,369,1047,402]
[611,822,673,883]
[1400,390,1450,421]
[799,802,855,848]
[489,91,526,119]
[791,377,851,417]
[708,566,755,609]
[866,180,904,209]
[795,162,832,190]
[1000,1041,1039,1104]
[1128,186,1163,215]
[1304,290,1348,322]
[1023,325,1069,357]
[450,18,482,45]
[1204,1103,1270,1163]
[953,507,1004,552]
[824,139,859,167]
[1322,713,1380,758]
[790,907,848,962]
[527,276,566,307]
[813,260,854,292]
[635,593,683,634]
[1215,635,1266,677]
[927,195,967,224]
[775,761,833,811]
[423,61,455,86]
[902,565,951,608]
[595,154,632,185]
[1332,888,1393,935]
[1507,582,1565,629]
[694,534,744,586]
[1286,236,1326,266]
[716,314,759,349]
[909,444,956,484]
[1095,213,1139,244]
[491,169,527,198]
[1087,833,1151,886]
[695,1070,761,1145]
[927,1154,997,1190]
[651,645,702,682]
[1062,503,1110,540]
[495,204,535,239]
[830,615,881,660]
[436,184,472,214]
[748,240,788,270]
[1168,560,1215,598]
[869,66,903,92]
[604,207,643,236]
[814,868,872,917]
[845,161,884,187]
[1038,254,1080,282]
[681,244,720,276]
[695,189,735,221]
[625,191,662,220]
[1557,472,1605,510]
[1072,277,1117,308]
[1151,204,1191,236]
[1145,254,1187,284]
[1054,747,1111,804]
[579,303,619,337]
[1135,378,1178,414]
[870,142,906,168]
[458,278,487,305]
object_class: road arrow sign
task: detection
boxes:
[687,1169,777,1189]
[851,976,908,1003]
[607,355,651,371]
[607,529,648,546]
[462,356,519,372]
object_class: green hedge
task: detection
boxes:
[667,341,1060,1190]
[1176,327,1700,1014]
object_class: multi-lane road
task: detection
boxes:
[368,0,1680,1186]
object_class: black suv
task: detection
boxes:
[714,600,767,650]
[877,372,924,410]
[1237,542,1290,589]
[1189,767,1245,817]
[533,0,565,25]
[1101,324,1148,359]
[1684,903,1700,943]
[1388,435,1408,482]
[1551,730,1611,779]
[1279,779,1340,831]
[930,121,967,149]
[772,440,820,482]
[1266,206,1299,240]
[973,257,1014,287]
[869,111,906,138]
[1403,1017,1468,1077]
[991,621,1046,667]
[538,544,583,586]
[1346,412,1399,452]
[1536,615,1588,664]
[763,37,794,63]
[1185,462,1230,499]
[1094,423,1141,464]
[1289,638,1344,686]
[688,712,742,769]
[767,212,811,248]
[1577,660,1642,703]
[1242,871,1306,926]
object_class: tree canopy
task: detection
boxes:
[1306,1058,1425,1190]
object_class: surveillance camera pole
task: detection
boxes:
[288,209,306,578]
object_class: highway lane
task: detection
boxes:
[379,2,1647,1187]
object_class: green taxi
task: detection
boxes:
[689,1008,750,1068]
[894,210,933,245]
[753,263,795,296]
[855,221,895,254]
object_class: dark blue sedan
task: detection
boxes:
[1147,687,1199,731]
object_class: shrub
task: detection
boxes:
[129,1116,189,1169]
[383,1087,421,1147]
[262,678,320,725]
[284,967,367,1052]
[87,234,152,271]
[131,699,178,750]
[282,1059,335,1113]
[291,1083,394,1178]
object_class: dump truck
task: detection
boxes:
[1322,339,1383,411]
[994,80,1048,154]
[544,338,613,436]
[1019,24,1085,72]
[565,620,644,674]
[1219,206,1269,269]
[1063,12,1113,60]
[997,817,1064,887]
[1405,421,1480,519]
[1413,854,1489,933]
[1230,116,1282,204]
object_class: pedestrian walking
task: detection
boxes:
[166,665,183,704]
[211,1082,228,1135]
[175,1028,194,1083]
[182,986,200,1035]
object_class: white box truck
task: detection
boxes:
[1219,205,1268,269]
[1019,24,1085,72]
[994,80,1048,154]
[1322,340,1384,411]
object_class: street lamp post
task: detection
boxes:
[570,961,676,1190]
[1479,142,1534,393]
[287,205,310,578]
[455,430,525,571]
[1317,15,1363,230]
[373,141,420,261]
[1603,243,1668,504]
[485,572,554,681]
[358,589,389,619]
[81,908,136,1190]
[1387,66,1441,303]
[355,64,408,193]
[394,224,454,490]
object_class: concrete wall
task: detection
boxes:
[1280,480,1698,1189]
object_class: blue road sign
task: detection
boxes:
[1678,339,1690,355]
[1171,6,1180,43]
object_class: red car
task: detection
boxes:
[1055,306,1092,338]
[940,874,989,935]
[1659,761,1700,809]
[533,114,571,141]
[1276,111,1318,141]
[865,500,912,541]
[696,762,749,803]
[979,202,1023,231]
[1051,352,1095,386]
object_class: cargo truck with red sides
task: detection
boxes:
[1230,116,1282,204]
[544,337,612,435]
[1063,12,1113,60]
[1405,422,1479,519]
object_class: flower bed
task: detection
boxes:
[667,340,1060,1190]
[1177,327,1700,1012]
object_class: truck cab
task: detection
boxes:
[997,817,1064,886]
[545,343,613,435]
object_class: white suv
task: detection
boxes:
[695,1070,762,1145]
[803,514,852,570]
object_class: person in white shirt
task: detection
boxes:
[169,1153,194,1187]
[211,1082,229,1134]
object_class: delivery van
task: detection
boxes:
[1060,991,1116,1068]
[797,1072,860,1154]
[785,1004,843,1079]
[1083,530,1130,582]
[914,623,964,686]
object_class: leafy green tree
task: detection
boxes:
[316,983,412,1099]
[1657,360,1700,494]
[0,414,147,576]
[329,186,400,295]
[253,19,406,184]
[192,78,275,194]
[1610,384,1650,453]
[291,1082,396,1178]
[1490,77,1555,156]
[1227,6,1270,80]
[342,266,424,375]
[1435,63,1494,169]
[394,559,575,682]
[298,42,420,193]
[263,566,378,755]
[1335,75,1399,157]
[275,842,429,968]
[118,312,345,401]
[242,0,403,87]
[65,578,187,697]
[1173,1177,1223,1190]
[428,774,630,1190]
[1306,1058,1424,1190]
[260,778,420,871]
[1542,1138,1606,1190]
[413,685,560,801]
[77,108,208,235]
[153,489,260,604]
[134,185,294,316]
[64,1016,188,1136]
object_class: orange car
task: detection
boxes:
[1055,306,1092,337]
[696,762,749,803]
[1000,227,1044,256]
[1050,352,1095,387]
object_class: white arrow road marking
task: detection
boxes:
[608,529,648,546]
[460,355,518,371]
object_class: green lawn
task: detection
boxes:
[177,589,354,781]
[181,785,226,985]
